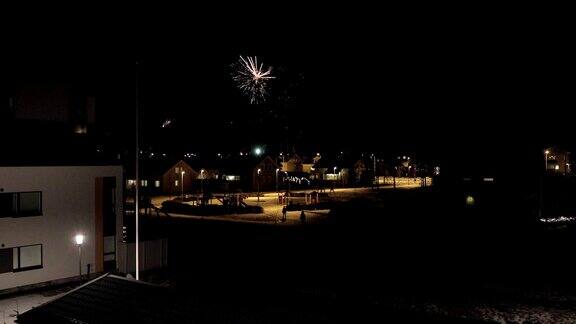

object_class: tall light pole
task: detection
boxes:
[181,171,185,201]
[372,154,377,188]
[544,150,550,171]
[275,168,280,193]
[75,234,85,277]
[334,166,337,188]
[257,168,261,202]
[200,169,205,196]
[134,61,140,281]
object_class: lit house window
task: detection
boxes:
[175,167,180,174]
[141,180,148,187]
[127,180,135,187]
[175,180,179,187]
[155,180,161,188]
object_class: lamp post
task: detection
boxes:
[275,168,280,193]
[134,61,140,281]
[544,150,550,171]
[200,169,205,196]
[372,154,377,188]
[334,166,337,188]
[257,168,261,202]
[181,171,185,201]
[75,234,85,277]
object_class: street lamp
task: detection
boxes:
[200,169,205,196]
[334,166,337,188]
[257,168,261,202]
[544,150,550,171]
[75,234,85,277]
[180,171,185,201]
[275,168,280,193]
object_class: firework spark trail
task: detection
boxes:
[232,56,275,104]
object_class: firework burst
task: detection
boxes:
[232,56,275,104]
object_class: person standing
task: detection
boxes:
[282,206,287,222]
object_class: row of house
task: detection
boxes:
[127,152,435,196]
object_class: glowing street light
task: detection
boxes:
[257,168,262,202]
[200,169,205,195]
[544,150,550,170]
[75,234,85,277]
[275,168,280,193]
[254,147,262,156]
[180,171,185,202]
[334,166,338,188]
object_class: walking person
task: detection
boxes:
[300,209,306,224]
[282,206,287,222]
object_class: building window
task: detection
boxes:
[103,236,116,262]
[225,175,241,181]
[175,180,179,187]
[0,192,42,218]
[127,179,135,187]
[0,248,12,274]
[175,167,180,174]
[141,180,148,187]
[12,244,43,272]
[155,180,161,188]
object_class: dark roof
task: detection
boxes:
[17,274,193,323]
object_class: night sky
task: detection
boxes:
[1,10,573,163]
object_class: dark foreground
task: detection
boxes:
[133,188,576,322]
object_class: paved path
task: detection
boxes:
[148,188,383,225]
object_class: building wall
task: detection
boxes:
[252,157,279,191]
[162,161,198,194]
[0,166,123,291]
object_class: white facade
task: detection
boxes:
[0,165,124,291]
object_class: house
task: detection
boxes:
[281,154,304,172]
[0,164,125,292]
[17,273,193,323]
[253,156,279,192]
[544,146,571,174]
[162,160,199,195]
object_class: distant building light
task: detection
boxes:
[483,177,494,182]
[555,165,560,170]
[225,175,240,181]
[254,147,263,156]
[465,195,475,206]
[74,125,88,134]
[540,216,576,223]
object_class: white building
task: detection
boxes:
[0,165,124,292]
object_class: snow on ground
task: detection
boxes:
[0,286,73,324]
